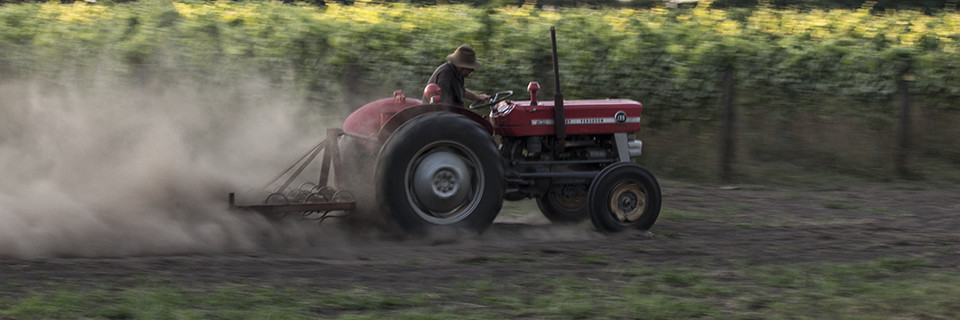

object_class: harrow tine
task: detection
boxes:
[230,129,357,222]
[274,140,326,194]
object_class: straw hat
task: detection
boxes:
[446,44,483,70]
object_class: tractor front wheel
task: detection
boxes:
[375,112,504,235]
[587,163,661,232]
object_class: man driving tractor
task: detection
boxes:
[424,44,490,106]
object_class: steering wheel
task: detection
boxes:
[468,90,514,110]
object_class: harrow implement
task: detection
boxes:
[229,128,360,221]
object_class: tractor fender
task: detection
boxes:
[376,104,494,143]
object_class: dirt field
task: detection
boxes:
[1,184,958,300]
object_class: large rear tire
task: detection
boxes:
[587,163,661,233]
[375,112,504,235]
[536,192,589,224]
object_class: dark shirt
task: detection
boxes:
[425,62,465,106]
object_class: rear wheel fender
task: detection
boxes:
[376,104,493,144]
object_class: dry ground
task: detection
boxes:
[1,185,958,298]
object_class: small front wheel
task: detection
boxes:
[587,163,661,233]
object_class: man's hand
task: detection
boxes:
[477,93,491,103]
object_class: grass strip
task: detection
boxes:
[1,257,957,319]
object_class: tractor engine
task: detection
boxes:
[499,134,618,197]
[489,91,645,220]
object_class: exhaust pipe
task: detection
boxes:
[550,26,566,153]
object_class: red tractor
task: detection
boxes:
[230,28,661,235]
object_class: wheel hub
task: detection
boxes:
[411,150,472,215]
[433,170,459,196]
[609,182,647,222]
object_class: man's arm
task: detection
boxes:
[466,89,490,103]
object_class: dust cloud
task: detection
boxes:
[0,74,612,259]
[0,78,341,259]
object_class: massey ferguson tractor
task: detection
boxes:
[229,27,661,235]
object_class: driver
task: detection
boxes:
[424,44,490,107]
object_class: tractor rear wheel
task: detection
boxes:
[375,112,504,235]
[587,163,661,232]
[536,192,588,224]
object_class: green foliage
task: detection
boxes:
[2,1,959,109]
[2,1,960,179]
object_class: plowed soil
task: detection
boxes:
[2,186,959,297]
